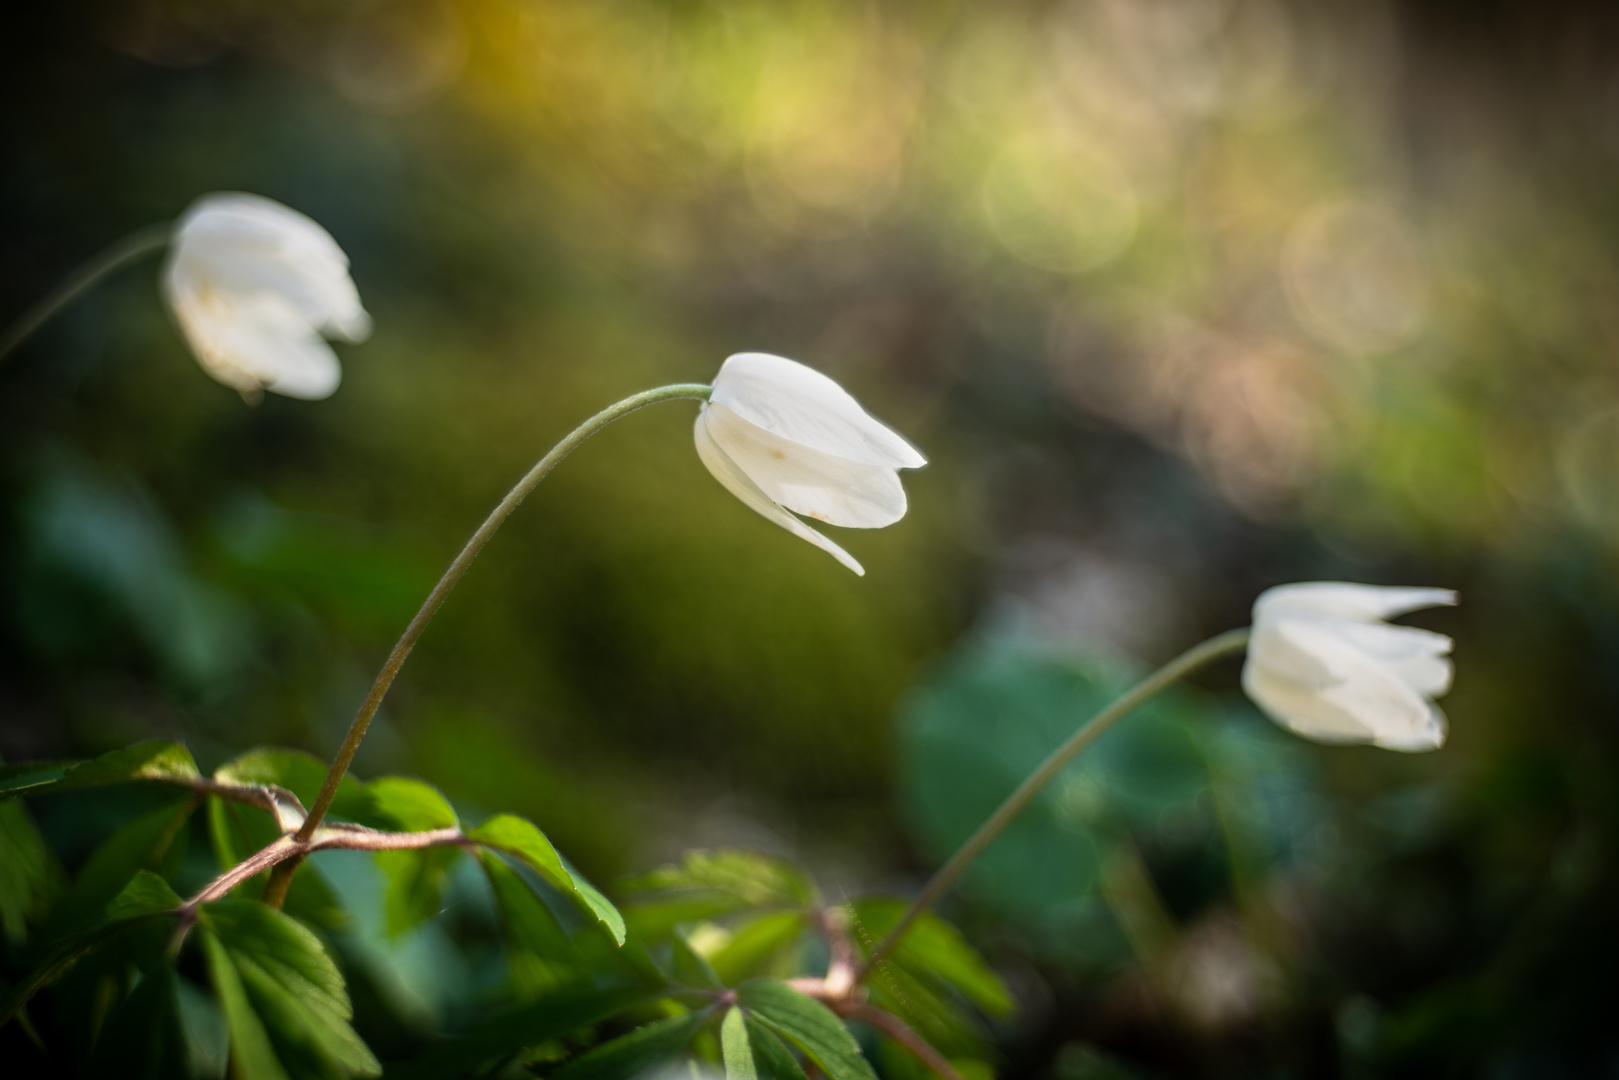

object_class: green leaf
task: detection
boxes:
[377,846,463,937]
[850,899,1012,1017]
[0,742,200,800]
[107,870,183,918]
[625,850,819,910]
[626,893,759,944]
[0,873,182,1025]
[722,1006,758,1080]
[201,929,286,1080]
[478,851,585,995]
[468,814,626,945]
[365,776,458,830]
[199,900,380,1079]
[670,930,725,990]
[386,984,663,1080]
[0,796,62,944]
[0,761,71,798]
[550,1010,706,1080]
[710,911,808,986]
[46,797,194,938]
[736,980,876,1080]
[213,748,370,823]
[746,1016,810,1080]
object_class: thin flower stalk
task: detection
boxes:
[861,627,1252,974]
[264,382,713,905]
[0,223,172,365]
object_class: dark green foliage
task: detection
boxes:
[548,1010,707,1080]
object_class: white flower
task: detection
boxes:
[694,352,926,575]
[1241,582,1457,751]
[163,192,371,400]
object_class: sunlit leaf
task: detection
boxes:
[625,850,819,910]
[670,930,725,990]
[549,1010,706,1080]
[468,814,626,944]
[213,748,371,823]
[722,1005,758,1080]
[736,980,876,1080]
[199,900,380,1079]
[710,910,808,986]
[0,742,200,800]
[366,776,458,830]
[850,899,1012,1017]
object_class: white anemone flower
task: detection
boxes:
[694,352,926,575]
[163,192,371,401]
[1242,582,1458,751]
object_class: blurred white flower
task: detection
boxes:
[163,192,371,400]
[694,352,925,575]
[1242,582,1457,751]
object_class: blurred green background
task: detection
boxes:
[3,0,1618,1075]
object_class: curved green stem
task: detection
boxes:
[263,382,713,906]
[0,222,172,365]
[860,627,1252,974]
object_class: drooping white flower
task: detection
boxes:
[163,192,371,400]
[1242,582,1457,751]
[694,352,926,575]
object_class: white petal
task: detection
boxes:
[167,281,342,400]
[1241,656,1376,743]
[1253,582,1456,624]
[1372,704,1448,752]
[1279,619,1440,745]
[1334,620,1454,697]
[173,192,371,343]
[694,410,865,575]
[710,353,926,469]
[704,404,906,528]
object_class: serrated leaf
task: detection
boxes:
[850,899,1012,1017]
[201,929,286,1080]
[0,873,183,1025]
[468,814,626,945]
[710,910,808,986]
[200,900,379,1079]
[625,851,818,910]
[550,1010,706,1080]
[626,893,759,944]
[746,1016,810,1080]
[736,980,876,1080]
[0,742,200,800]
[722,1006,758,1080]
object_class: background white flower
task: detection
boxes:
[1242,582,1457,751]
[694,352,926,575]
[163,192,371,400]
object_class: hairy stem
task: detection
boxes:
[0,222,172,365]
[861,627,1252,974]
[263,383,714,907]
